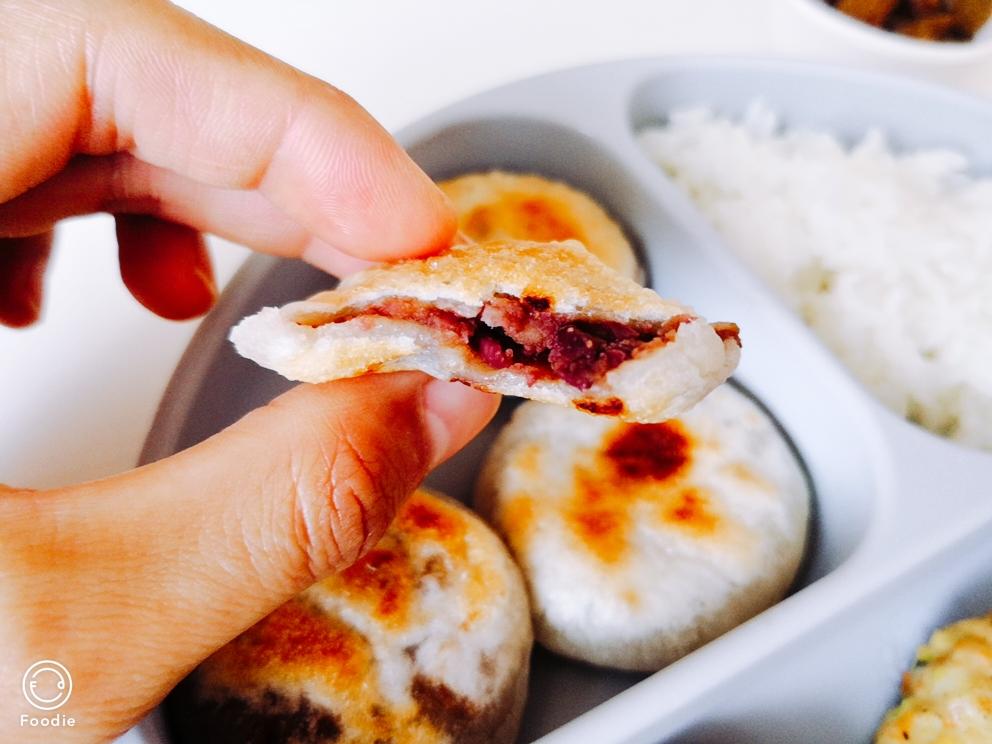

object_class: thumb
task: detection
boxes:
[0,373,498,741]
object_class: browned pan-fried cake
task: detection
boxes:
[231,240,740,423]
[169,490,532,744]
[440,171,642,281]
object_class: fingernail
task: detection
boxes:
[421,378,500,467]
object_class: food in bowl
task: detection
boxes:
[640,103,992,450]
[474,386,810,672]
[827,0,991,41]
[875,613,992,742]
[230,239,740,423]
[167,490,532,744]
[439,171,642,281]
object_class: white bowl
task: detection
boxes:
[771,0,992,92]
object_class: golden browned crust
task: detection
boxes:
[168,490,533,744]
[439,171,641,281]
[230,240,740,423]
[304,239,677,321]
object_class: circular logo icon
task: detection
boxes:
[22,660,72,711]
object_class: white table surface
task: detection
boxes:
[2,0,989,491]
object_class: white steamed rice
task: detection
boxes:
[639,103,992,450]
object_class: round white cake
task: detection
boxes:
[475,385,810,672]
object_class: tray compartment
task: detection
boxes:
[629,63,992,166]
[657,520,992,744]
[131,62,992,744]
[625,62,992,455]
[141,113,886,743]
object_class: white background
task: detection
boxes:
[2,0,990,489]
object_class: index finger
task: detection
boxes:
[0,0,455,261]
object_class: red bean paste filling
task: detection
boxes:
[311,295,738,391]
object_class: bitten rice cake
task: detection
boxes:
[168,490,533,744]
[230,239,740,424]
[475,386,810,672]
[876,614,992,744]
[439,171,641,281]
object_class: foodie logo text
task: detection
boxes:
[22,660,72,710]
[20,660,76,729]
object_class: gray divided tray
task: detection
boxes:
[133,58,992,744]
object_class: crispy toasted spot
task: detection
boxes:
[400,493,490,625]
[464,207,494,238]
[662,488,719,536]
[411,675,480,739]
[713,321,742,347]
[521,294,551,311]
[575,397,625,415]
[334,495,468,627]
[421,554,449,584]
[573,508,625,560]
[398,494,465,541]
[463,195,586,245]
[562,421,698,564]
[605,421,691,481]
[566,468,632,564]
[339,547,414,623]
[209,600,367,683]
[644,313,695,348]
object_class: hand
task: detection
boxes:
[0,1,499,741]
